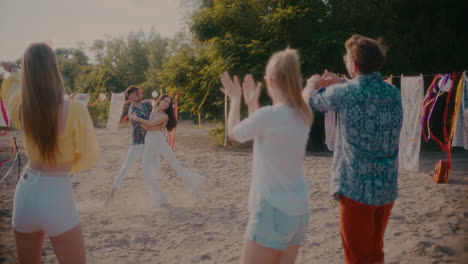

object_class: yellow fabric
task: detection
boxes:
[384,74,393,84]
[1,72,100,173]
[0,72,21,129]
[449,74,464,140]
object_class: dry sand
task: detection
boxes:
[1,122,467,263]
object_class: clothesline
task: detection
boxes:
[332,71,466,80]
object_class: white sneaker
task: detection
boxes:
[103,195,113,208]
[184,172,205,201]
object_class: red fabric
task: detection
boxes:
[0,98,10,136]
[428,73,457,176]
[339,196,394,264]
[168,94,179,149]
[0,138,16,167]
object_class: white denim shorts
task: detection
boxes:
[245,199,309,250]
[12,168,80,237]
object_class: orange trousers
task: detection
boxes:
[339,195,394,264]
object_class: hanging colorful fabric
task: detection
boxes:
[421,74,441,141]
[0,138,15,166]
[421,73,457,183]
[451,74,466,148]
[167,92,180,150]
[0,98,10,136]
[429,73,457,149]
[463,72,468,149]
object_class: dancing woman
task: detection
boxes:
[129,95,204,207]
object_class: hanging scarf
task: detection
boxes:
[167,92,180,150]
[0,98,10,136]
[421,74,442,141]
[421,73,457,179]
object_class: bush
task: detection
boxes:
[208,123,252,150]
[208,125,227,147]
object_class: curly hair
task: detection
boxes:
[345,34,388,74]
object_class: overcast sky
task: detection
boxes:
[0,0,187,61]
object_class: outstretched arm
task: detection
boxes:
[141,123,166,131]
[129,113,168,126]
[302,70,345,105]
[141,99,155,105]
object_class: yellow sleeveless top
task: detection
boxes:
[1,72,99,173]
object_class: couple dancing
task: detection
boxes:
[107,86,204,208]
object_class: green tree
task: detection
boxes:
[55,47,90,92]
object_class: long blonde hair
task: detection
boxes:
[266,48,313,125]
[21,43,65,163]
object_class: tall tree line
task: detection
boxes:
[3,0,465,149]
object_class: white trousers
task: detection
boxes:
[112,143,169,205]
[143,131,204,204]
[112,144,145,188]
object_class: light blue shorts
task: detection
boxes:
[245,200,309,250]
[12,169,80,237]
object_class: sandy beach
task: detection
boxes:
[1,122,467,263]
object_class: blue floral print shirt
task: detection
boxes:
[129,101,152,145]
[309,72,403,206]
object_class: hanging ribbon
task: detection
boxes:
[0,98,10,136]
[421,73,458,182]
[0,138,16,166]
[167,92,180,150]
[0,152,18,184]
[421,74,442,141]
[449,74,465,142]
[427,73,457,149]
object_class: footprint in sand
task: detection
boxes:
[200,253,212,261]
[416,241,433,254]
[311,207,328,213]
[134,234,158,245]
[227,256,240,262]
[391,215,406,221]
[433,245,456,256]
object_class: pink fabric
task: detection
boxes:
[324,111,337,151]
[0,98,10,136]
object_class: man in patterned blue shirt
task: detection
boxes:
[303,35,403,264]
